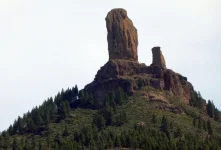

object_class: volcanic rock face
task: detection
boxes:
[83,8,193,106]
[151,47,166,69]
[85,59,192,105]
[105,8,138,62]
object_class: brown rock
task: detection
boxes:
[105,8,138,62]
[163,69,193,104]
[83,9,194,107]
[137,121,145,127]
[148,93,169,104]
[156,104,183,114]
[151,47,166,69]
[85,59,193,105]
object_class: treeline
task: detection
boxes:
[189,91,221,122]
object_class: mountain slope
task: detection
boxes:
[0,85,221,150]
[1,8,221,150]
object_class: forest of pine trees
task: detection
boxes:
[1,84,221,149]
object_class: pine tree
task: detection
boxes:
[115,136,121,147]
[161,116,169,132]
[46,133,51,149]
[79,90,85,99]
[197,92,204,110]
[115,87,124,105]
[50,103,57,120]
[193,117,196,127]
[138,78,144,90]
[23,139,29,150]
[74,85,79,97]
[0,135,3,148]
[152,113,157,124]
[214,108,220,122]
[203,120,207,131]
[190,91,197,107]
[8,125,13,135]
[207,120,213,135]
[62,125,69,137]
[198,116,203,130]
[207,100,214,118]
[17,116,24,133]
[109,91,117,109]
[31,136,37,150]
[36,110,43,127]
[60,101,70,119]
[88,93,95,107]
[93,114,106,130]
[89,138,96,150]
[104,94,110,107]
[28,119,36,132]
[161,116,170,139]
[39,142,44,150]
[174,128,182,138]
[12,138,19,150]
[3,131,10,149]
[65,101,71,115]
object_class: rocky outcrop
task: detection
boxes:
[105,8,138,62]
[151,47,166,69]
[83,8,194,106]
[85,59,193,105]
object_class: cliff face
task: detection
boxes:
[84,8,193,106]
[105,8,138,62]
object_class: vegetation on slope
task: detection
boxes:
[1,84,221,150]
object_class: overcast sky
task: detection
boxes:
[0,0,220,131]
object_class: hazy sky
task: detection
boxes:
[0,0,220,131]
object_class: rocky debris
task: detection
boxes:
[148,93,169,104]
[136,121,145,127]
[156,104,183,114]
[151,47,166,69]
[105,8,138,62]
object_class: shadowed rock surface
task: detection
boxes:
[105,8,138,62]
[83,8,193,106]
[151,47,166,69]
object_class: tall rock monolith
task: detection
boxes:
[105,8,138,62]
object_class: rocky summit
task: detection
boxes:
[84,8,193,106]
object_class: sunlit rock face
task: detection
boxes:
[105,8,138,62]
